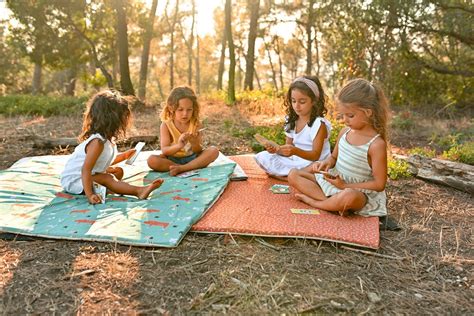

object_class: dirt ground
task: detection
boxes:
[0,100,473,314]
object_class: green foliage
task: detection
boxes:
[328,118,345,150]
[408,147,436,158]
[391,111,415,130]
[430,132,464,150]
[0,95,87,116]
[203,90,227,101]
[82,70,108,90]
[387,158,412,180]
[236,88,285,101]
[442,141,474,165]
[227,123,285,152]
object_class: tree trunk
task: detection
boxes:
[225,0,236,104]
[217,31,226,90]
[305,0,315,75]
[243,0,259,90]
[64,66,77,96]
[254,65,262,90]
[138,0,158,101]
[187,0,195,86]
[314,35,320,77]
[264,40,278,90]
[113,0,135,95]
[274,36,284,90]
[195,35,201,94]
[32,63,42,95]
[168,0,180,89]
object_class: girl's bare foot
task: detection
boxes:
[169,165,184,176]
[295,193,320,208]
[138,178,164,199]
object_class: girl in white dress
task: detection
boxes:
[288,79,390,217]
[61,90,164,204]
[254,76,332,179]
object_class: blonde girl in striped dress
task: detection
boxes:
[288,79,390,216]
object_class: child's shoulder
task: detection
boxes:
[368,135,387,152]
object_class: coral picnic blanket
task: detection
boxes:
[192,155,380,249]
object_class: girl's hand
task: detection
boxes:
[312,159,333,172]
[310,162,322,173]
[325,175,346,189]
[265,144,279,154]
[188,132,200,145]
[178,133,190,146]
[87,193,102,204]
[278,144,294,157]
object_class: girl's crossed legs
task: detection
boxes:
[287,168,367,215]
[147,146,219,176]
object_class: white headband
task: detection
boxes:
[292,77,320,99]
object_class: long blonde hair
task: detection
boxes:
[160,86,200,123]
[337,78,390,141]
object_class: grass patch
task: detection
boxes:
[0,95,87,116]
[442,141,474,165]
[388,158,412,180]
[408,147,436,158]
[227,123,286,152]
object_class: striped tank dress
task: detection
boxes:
[315,129,387,217]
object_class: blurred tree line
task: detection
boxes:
[0,0,472,109]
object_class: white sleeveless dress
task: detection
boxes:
[60,133,117,194]
[315,129,387,217]
[255,117,332,176]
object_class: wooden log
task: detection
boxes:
[31,137,78,149]
[29,135,158,149]
[404,154,474,194]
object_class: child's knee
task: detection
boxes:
[207,146,219,158]
[340,189,365,207]
[287,168,299,184]
[147,155,160,168]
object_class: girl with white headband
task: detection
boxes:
[254,75,332,180]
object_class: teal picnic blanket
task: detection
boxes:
[0,155,235,247]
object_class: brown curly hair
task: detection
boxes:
[160,86,200,123]
[79,90,131,141]
[284,75,327,132]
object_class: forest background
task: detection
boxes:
[0,0,471,108]
[0,1,473,314]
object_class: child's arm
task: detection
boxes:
[81,138,105,204]
[284,123,328,160]
[310,129,343,173]
[111,149,136,165]
[326,138,388,192]
[159,122,187,156]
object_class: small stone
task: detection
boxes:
[454,266,464,272]
[415,293,423,299]
[367,292,381,303]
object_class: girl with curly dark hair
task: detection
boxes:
[61,90,163,204]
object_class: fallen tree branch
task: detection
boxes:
[404,154,474,194]
[27,135,158,149]
[340,245,405,260]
